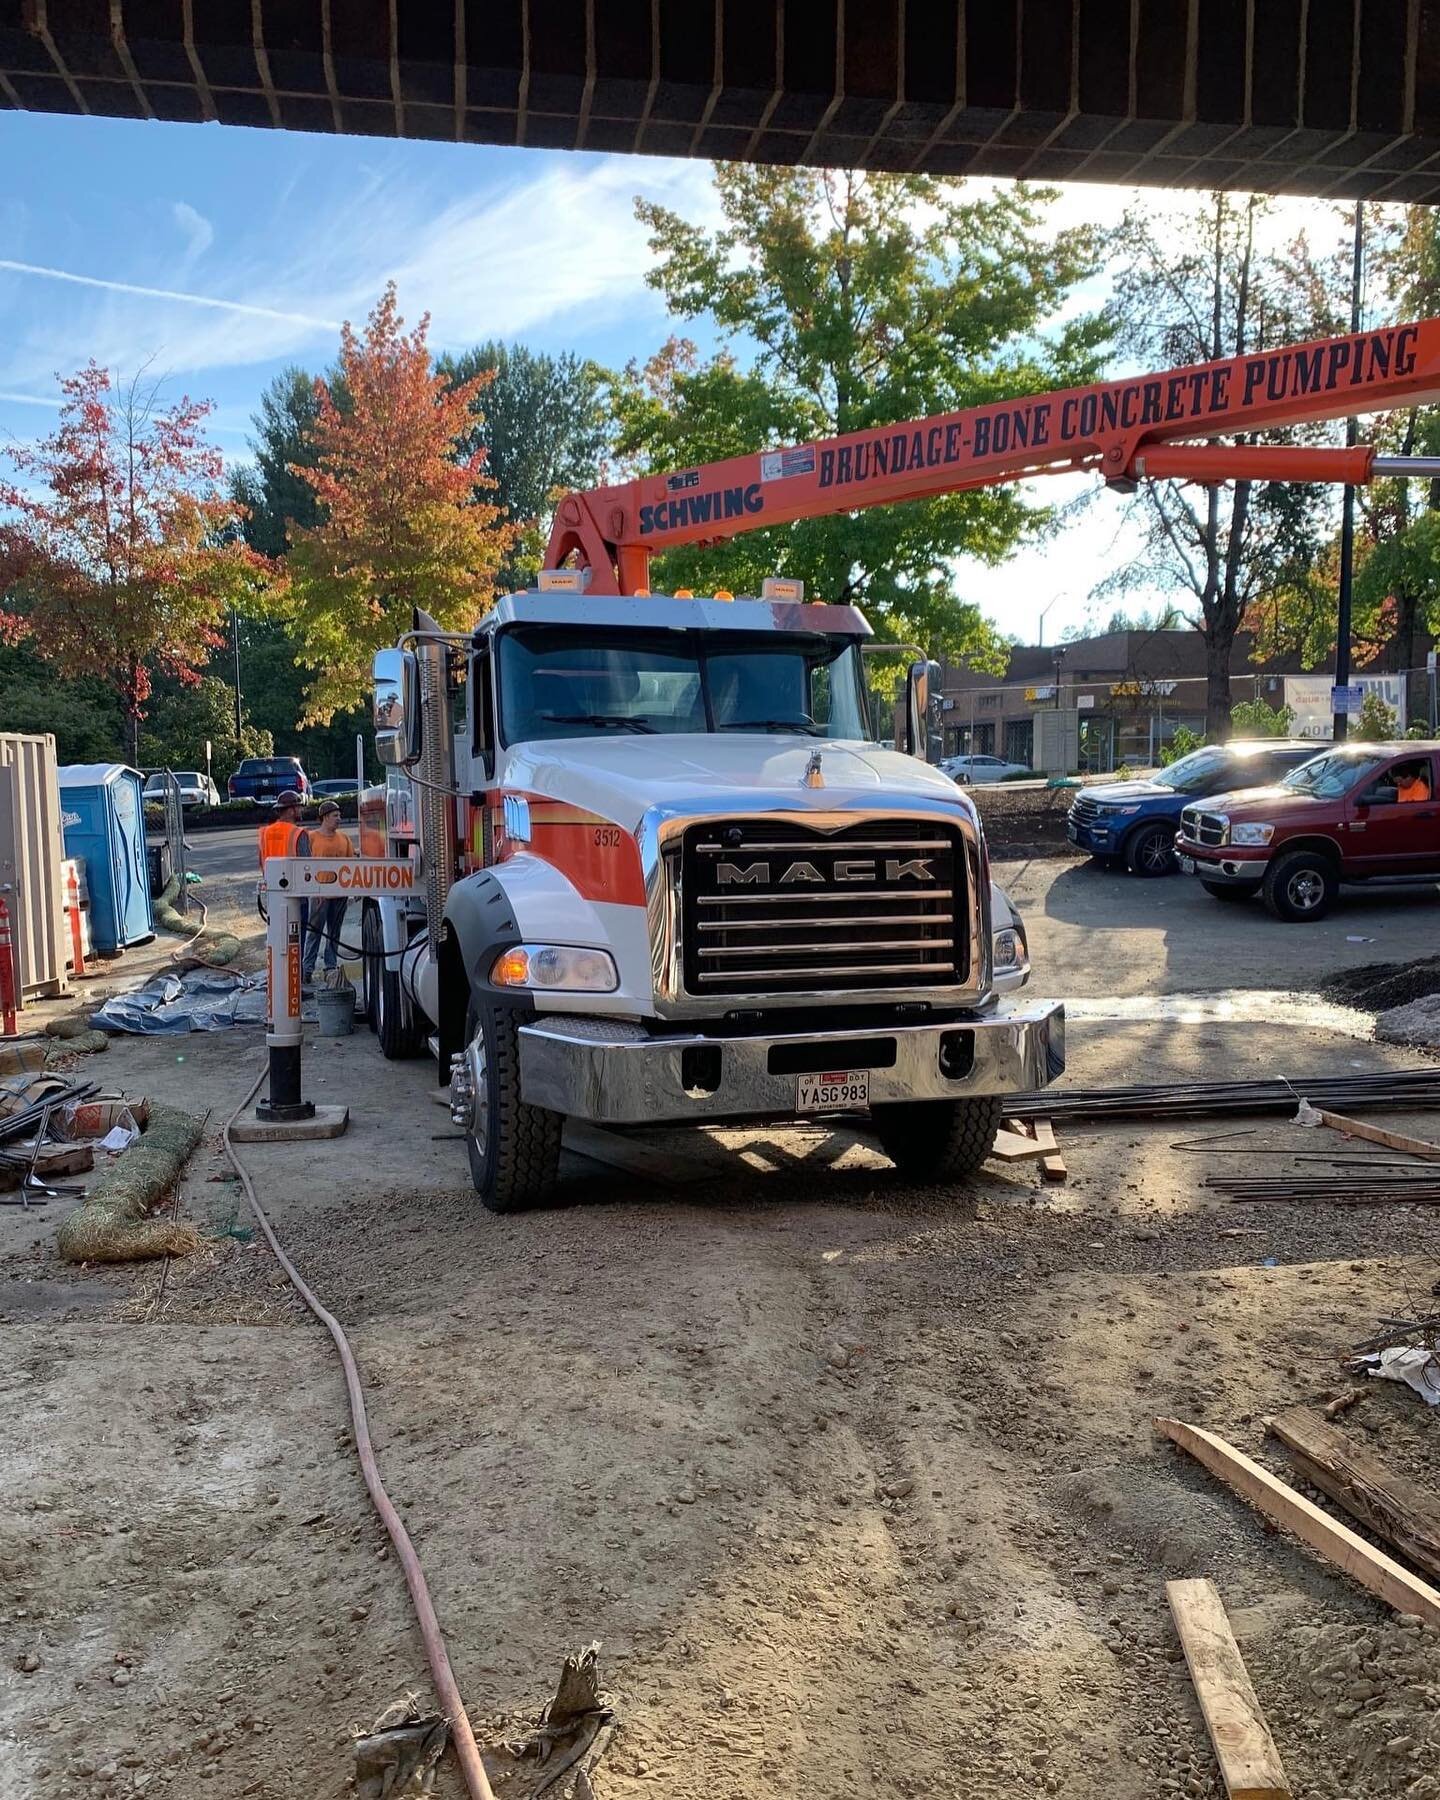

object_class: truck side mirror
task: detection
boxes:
[373,647,421,767]
[901,659,943,760]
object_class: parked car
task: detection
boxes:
[941,753,1031,784]
[227,756,311,805]
[1067,740,1317,876]
[310,779,359,801]
[1175,740,1440,920]
[142,769,220,808]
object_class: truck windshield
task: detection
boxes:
[1153,748,1230,793]
[498,628,872,744]
[1282,749,1389,799]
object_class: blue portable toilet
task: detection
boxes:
[57,765,155,953]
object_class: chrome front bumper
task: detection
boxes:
[517,1002,1065,1126]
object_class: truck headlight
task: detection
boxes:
[491,944,619,992]
[1103,805,1143,816]
[992,927,1027,971]
[1229,823,1275,846]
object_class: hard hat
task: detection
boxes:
[275,789,303,808]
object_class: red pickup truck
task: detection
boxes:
[1175,741,1440,921]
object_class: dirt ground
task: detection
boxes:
[2,840,1439,1800]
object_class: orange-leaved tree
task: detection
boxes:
[0,363,261,765]
[283,284,516,723]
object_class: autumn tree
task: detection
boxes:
[282,284,516,723]
[1106,193,1333,738]
[613,166,1107,668]
[0,363,258,764]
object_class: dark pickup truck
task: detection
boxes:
[226,756,311,805]
[1176,740,1440,920]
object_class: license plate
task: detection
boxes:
[1178,854,1195,874]
[797,1070,869,1112]
[1067,822,1079,841]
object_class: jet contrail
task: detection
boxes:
[0,259,340,330]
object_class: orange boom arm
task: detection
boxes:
[546,318,1440,596]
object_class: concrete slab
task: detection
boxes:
[230,1103,349,1142]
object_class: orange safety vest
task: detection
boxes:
[1397,772,1431,803]
[257,819,303,868]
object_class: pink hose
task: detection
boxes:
[223,1063,496,1800]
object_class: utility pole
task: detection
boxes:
[1333,200,1364,743]
[231,608,244,743]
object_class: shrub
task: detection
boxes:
[1229,698,1294,738]
[1355,691,1398,741]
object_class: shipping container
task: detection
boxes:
[0,733,69,1003]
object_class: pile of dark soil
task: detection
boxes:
[1319,955,1440,1013]
[971,784,1086,858]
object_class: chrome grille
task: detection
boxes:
[681,820,964,995]
[1181,806,1227,847]
[1069,795,1101,825]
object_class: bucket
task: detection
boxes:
[315,984,356,1037]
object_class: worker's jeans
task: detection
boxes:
[302,898,346,980]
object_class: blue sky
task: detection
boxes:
[0,111,1361,644]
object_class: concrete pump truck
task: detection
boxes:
[348,316,1440,1211]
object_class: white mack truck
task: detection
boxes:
[359,576,1063,1211]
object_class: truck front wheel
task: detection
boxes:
[454,1000,563,1213]
[1262,850,1338,922]
[870,1096,1003,1184]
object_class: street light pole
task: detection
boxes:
[1333,200,1364,743]
[1038,596,1061,647]
[231,608,243,743]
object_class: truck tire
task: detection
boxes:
[456,1000,563,1213]
[870,1096,1004,1184]
[1200,880,1254,902]
[1125,821,1176,877]
[363,900,424,1059]
[1262,849,1338,922]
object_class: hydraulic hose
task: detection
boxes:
[222,1063,495,1800]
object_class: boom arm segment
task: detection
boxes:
[546,318,1440,596]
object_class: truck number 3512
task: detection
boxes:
[592,827,622,848]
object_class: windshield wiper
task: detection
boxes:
[719,717,824,736]
[538,712,657,734]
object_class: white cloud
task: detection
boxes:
[0,389,61,407]
[172,200,215,263]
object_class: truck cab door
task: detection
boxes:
[1348,752,1440,874]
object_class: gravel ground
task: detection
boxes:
[1,848,1438,1800]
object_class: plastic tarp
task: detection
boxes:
[90,969,267,1035]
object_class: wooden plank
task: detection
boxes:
[1312,1108,1440,1162]
[991,1125,1048,1163]
[1166,1578,1290,1800]
[1269,1407,1440,1587]
[1028,1116,1067,1182]
[1155,1417,1440,1629]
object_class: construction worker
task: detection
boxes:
[256,789,310,867]
[256,789,310,928]
[302,800,354,984]
[1396,760,1433,803]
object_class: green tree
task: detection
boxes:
[229,367,326,558]
[1106,193,1334,738]
[138,674,273,775]
[436,342,609,590]
[1355,689,1398,740]
[0,644,123,763]
[1229,698,1295,737]
[614,166,1107,665]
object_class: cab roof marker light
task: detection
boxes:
[761,576,805,601]
[713,589,734,602]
